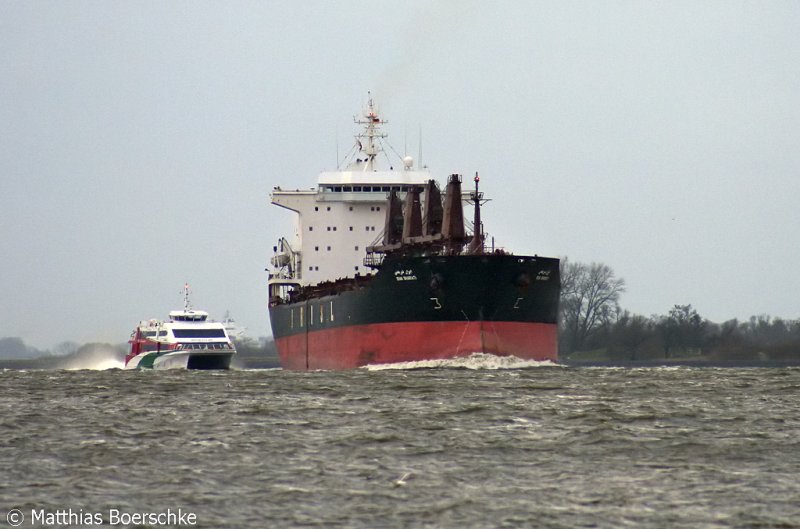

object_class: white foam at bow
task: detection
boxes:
[364,352,560,371]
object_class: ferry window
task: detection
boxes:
[309,266,313,271]
[173,329,226,338]
[376,206,381,211]
[371,226,376,231]
[327,246,331,251]
[353,186,362,192]
[365,226,370,231]
[349,226,353,231]
[315,246,319,251]
[392,186,400,191]
[327,206,331,211]
[334,187,342,192]
[344,186,352,192]
[158,331,167,336]
[309,227,313,231]
[333,227,337,231]
[382,186,390,192]
[327,227,331,231]
[354,246,359,251]
[349,206,353,211]
[355,266,359,271]
[314,206,319,211]
[315,266,319,271]
[370,207,374,211]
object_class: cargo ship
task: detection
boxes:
[125,284,236,369]
[267,95,560,370]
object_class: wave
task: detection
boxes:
[61,345,125,370]
[364,352,560,371]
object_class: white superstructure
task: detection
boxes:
[269,95,433,289]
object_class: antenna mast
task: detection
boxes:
[182,283,192,311]
[353,91,388,171]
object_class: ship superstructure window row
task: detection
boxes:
[173,315,207,322]
[322,185,412,193]
[172,329,226,338]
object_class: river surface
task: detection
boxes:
[1,356,798,528]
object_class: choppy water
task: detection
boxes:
[2,356,799,529]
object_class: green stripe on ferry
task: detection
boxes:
[137,352,160,369]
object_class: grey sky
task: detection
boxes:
[2,1,799,350]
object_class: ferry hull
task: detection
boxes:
[269,254,560,370]
[125,350,234,370]
[275,320,557,370]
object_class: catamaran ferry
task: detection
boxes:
[125,285,236,369]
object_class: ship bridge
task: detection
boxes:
[268,94,476,299]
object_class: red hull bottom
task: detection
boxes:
[275,321,558,370]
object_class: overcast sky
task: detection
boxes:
[2,1,799,350]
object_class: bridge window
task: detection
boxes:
[173,329,226,338]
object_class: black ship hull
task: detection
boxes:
[268,253,560,370]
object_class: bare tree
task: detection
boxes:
[658,304,706,358]
[559,259,626,353]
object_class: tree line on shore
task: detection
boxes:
[560,258,800,363]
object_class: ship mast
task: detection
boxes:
[182,283,192,311]
[468,172,484,254]
[353,92,387,171]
